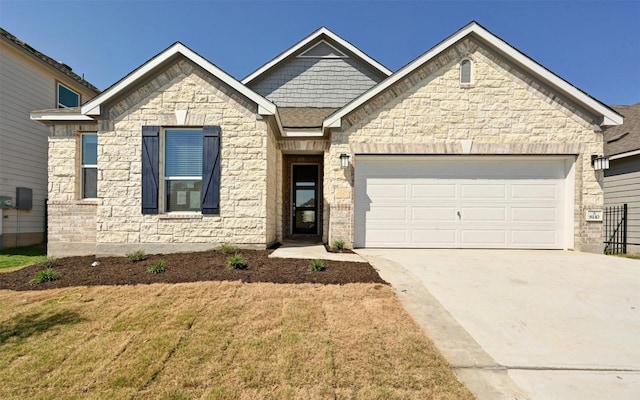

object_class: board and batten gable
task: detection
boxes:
[247,41,388,108]
[0,35,98,248]
[604,155,640,253]
[51,58,272,256]
[326,37,605,252]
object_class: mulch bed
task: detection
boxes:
[0,250,387,291]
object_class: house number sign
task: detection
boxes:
[585,210,603,222]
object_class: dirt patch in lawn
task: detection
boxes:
[0,249,387,291]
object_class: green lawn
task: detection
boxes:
[0,244,46,270]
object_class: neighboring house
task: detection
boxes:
[0,27,99,249]
[31,22,622,257]
[604,102,640,253]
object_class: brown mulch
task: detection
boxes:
[0,250,387,291]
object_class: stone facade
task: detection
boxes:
[326,39,605,252]
[47,60,275,256]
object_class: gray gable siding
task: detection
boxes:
[249,57,385,108]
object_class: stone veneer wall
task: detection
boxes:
[327,38,605,252]
[47,122,99,256]
[90,59,271,256]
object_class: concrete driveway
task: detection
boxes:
[356,249,640,400]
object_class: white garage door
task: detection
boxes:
[354,156,572,249]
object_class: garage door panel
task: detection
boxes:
[411,184,456,199]
[461,230,507,245]
[461,207,507,222]
[511,207,558,222]
[461,184,506,199]
[410,229,457,245]
[367,183,407,198]
[412,207,457,221]
[511,184,558,200]
[355,156,569,249]
[366,229,407,245]
[366,206,406,221]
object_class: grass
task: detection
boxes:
[0,244,46,271]
[32,268,60,284]
[0,282,473,399]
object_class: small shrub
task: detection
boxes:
[309,259,326,272]
[43,256,57,268]
[147,260,166,274]
[218,243,239,255]
[126,249,147,263]
[332,239,345,250]
[227,253,247,270]
[33,267,59,284]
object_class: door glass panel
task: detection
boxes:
[292,164,318,234]
[296,189,315,208]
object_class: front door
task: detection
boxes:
[292,164,318,234]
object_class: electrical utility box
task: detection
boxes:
[15,187,32,210]
[0,196,13,209]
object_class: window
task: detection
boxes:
[142,126,220,215]
[58,82,80,108]
[164,129,203,212]
[460,59,472,85]
[81,133,98,198]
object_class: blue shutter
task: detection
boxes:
[141,126,159,214]
[201,125,221,214]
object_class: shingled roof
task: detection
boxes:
[1,27,100,94]
[604,103,640,157]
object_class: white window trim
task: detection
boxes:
[57,82,81,108]
[80,132,98,199]
[161,128,203,214]
[460,58,473,86]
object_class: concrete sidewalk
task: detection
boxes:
[356,249,640,400]
[269,242,367,263]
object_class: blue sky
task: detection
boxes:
[1,0,638,105]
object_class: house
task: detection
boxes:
[0,27,99,249]
[604,102,640,253]
[31,22,622,257]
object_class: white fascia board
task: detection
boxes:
[282,129,323,138]
[81,43,276,117]
[30,112,94,121]
[324,22,622,129]
[609,149,640,160]
[242,27,391,85]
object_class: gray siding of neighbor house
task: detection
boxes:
[249,57,385,108]
[604,155,640,253]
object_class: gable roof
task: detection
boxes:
[80,42,277,117]
[1,27,100,94]
[324,21,623,130]
[604,103,640,159]
[242,27,392,85]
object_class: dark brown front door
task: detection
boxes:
[292,164,318,234]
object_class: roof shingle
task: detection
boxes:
[604,103,640,157]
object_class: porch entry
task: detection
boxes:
[292,164,319,234]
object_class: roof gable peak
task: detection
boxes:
[242,26,391,85]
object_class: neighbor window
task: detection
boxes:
[81,133,98,198]
[460,59,472,85]
[164,129,203,212]
[57,82,80,108]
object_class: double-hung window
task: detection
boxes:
[81,133,98,198]
[164,129,203,212]
[58,83,80,108]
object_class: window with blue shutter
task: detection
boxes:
[201,126,221,214]
[141,126,221,214]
